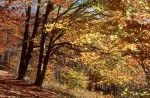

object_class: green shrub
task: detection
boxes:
[58,66,89,89]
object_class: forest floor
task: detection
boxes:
[0,66,68,98]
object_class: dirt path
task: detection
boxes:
[0,70,62,98]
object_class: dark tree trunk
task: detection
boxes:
[34,29,62,86]
[34,34,53,86]
[17,4,31,80]
[34,1,53,86]
[23,0,41,77]
[34,34,46,86]
[34,49,51,86]
[34,29,66,86]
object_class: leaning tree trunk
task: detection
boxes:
[17,4,31,80]
[34,43,52,86]
[34,34,47,86]
[34,1,53,86]
[34,29,64,86]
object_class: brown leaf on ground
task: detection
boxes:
[0,70,62,98]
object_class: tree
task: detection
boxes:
[0,0,22,63]
[34,0,54,86]
[89,0,150,96]
[17,1,32,79]
[14,0,92,86]
[34,0,92,86]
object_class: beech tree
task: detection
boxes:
[17,1,32,79]
[34,0,92,86]
[13,0,92,86]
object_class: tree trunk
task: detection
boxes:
[22,0,41,78]
[17,4,31,80]
[34,1,53,86]
[36,51,51,86]
[34,36,53,86]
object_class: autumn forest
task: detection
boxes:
[0,0,150,98]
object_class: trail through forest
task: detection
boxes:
[0,66,63,98]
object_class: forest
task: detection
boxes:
[0,0,150,98]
